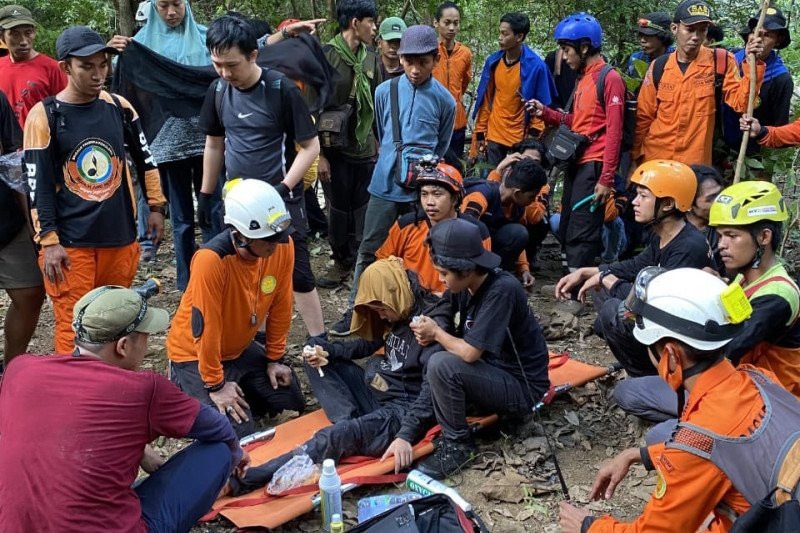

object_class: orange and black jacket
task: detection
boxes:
[432,41,472,131]
[24,91,165,248]
[726,263,800,397]
[376,212,491,293]
[586,361,761,532]
[634,47,764,165]
[756,116,800,148]
[166,230,295,387]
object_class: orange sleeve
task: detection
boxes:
[516,251,529,273]
[375,222,403,260]
[474,80,492,134]
[722,53,765,113]
[23,103,60,246]
[524,184,550,225]
[482,236,491,251]
[588,447,737,533]
[188,250,228,385]
[761,118,800,148]
[264,242,295,361]
[462,48,473,94]
[633,65,657,162]
[487,169,502,183]
[462,190,489,218]
[604,195,617,223]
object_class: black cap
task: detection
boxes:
[636,12,672,36]
[56,26,118,61]
[673,0,712,25]
[740,7,790,49]
[427,218,501,270]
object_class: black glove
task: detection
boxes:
[274,182,290,198]
[197,192,214,230]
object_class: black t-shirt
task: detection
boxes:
[0,89,23,248]
[545,50,578,110]
[199,68,317,187]
[447,270,550,402]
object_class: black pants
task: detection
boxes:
[559,161,605,270]
[487,141,512,167]
[303,358,381,423]
[304,185,328,237]
[170,341,305,438]
[426,351,531,443]
[285,193,316,293]
[231,359,407,495]
[448,127,466,162]
[592,290,656,378]
[322,152,374,267]
[526,219,550,267]
[491,223,528,273]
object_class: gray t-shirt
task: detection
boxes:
[199,68,317,185]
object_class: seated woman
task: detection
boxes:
[226,257,446,495]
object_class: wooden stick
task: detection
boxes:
[734,0,772,183]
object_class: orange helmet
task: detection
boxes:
[630,160,697,212]
[416,163,464,196]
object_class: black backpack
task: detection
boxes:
[348,494,489,533]
[595,64,636,153]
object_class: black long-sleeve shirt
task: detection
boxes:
[0,90,24,248]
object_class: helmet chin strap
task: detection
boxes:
[748,228,765,269]
[642,199,672,229]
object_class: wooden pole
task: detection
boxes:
[734,0,772,183]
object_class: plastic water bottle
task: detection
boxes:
[329,513,344,533]
[319,458,342,531]
[133,278,160,300]
[406,469,472,512]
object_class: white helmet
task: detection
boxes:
[135,1,150,22]
[223,179,292,240]
[626,267,752,351]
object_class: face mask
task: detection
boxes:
[658,347,684,392]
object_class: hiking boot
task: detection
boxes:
[329,308,353,337]
[316,262,352,289]
[415,439,476,480]
[140,247,157,263]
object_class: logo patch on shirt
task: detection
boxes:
[65,138,123,201]
[659,454,674,472]
[261,275,277,294]
[453,311,461,329]
[654,467,667,499]
[370,373,389,392]
[237,112,253,119]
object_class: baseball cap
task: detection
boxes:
[635,12,672,36]
[55,26,118,61]
[740,7,790,49]
[379,17,407,41]
[427,218,501,270]
[673,0,713,25]
[72,286,170,344]
[277,19,300,31]
[397,25,438,55]
[0,5,35,30]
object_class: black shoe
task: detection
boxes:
[329,309,353,337]
[415,439,476,480]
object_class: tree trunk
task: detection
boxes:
[114,0,136,36]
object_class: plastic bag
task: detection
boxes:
[0,151,26,194]
[267,450,320,495]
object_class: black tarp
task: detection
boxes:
[112,34,337,142]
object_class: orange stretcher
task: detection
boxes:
[204,352,617,529]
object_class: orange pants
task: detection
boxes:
[39,242,139,354]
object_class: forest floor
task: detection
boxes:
[4,222,679,532]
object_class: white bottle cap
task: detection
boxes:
[331,513,342,522]
[322,458,336,475]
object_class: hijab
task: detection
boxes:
[351,257,415,341]
[133,0,210,66]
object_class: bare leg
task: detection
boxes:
[293,289,325,337]
[4,286,45,366]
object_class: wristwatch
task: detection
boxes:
[281,27,290,40]
[149,205,166,215]
[598,266,613,284]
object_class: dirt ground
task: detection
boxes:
[1,222,658,532]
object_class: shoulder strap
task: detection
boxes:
[214,78,229,125]
[712,47,728,108]
[651,53,670,92]
[595,64,614,111]
[42,96,60,149]
[390,76,402,181]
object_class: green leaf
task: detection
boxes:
[745,158,765,170]
[633,59,649,78]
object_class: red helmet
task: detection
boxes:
[416,163,464,196]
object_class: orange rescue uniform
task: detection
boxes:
[432,41,472,131]
[376,212,491,294]
[634,47,764,165]
[167,233,295,387]
[758,117,800,148]
[589,361,764,532]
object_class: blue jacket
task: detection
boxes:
[369,74,455,202]
[472,45,556,128]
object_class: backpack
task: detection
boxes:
[43,93,134,153]
[665,368,800,531]
[213,69,285,128]
[650,47,728,133]
[595,64,636,152]
[348,494,489,533]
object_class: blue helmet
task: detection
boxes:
[554,12,603,49]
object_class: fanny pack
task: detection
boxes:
[547,124,589,163]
